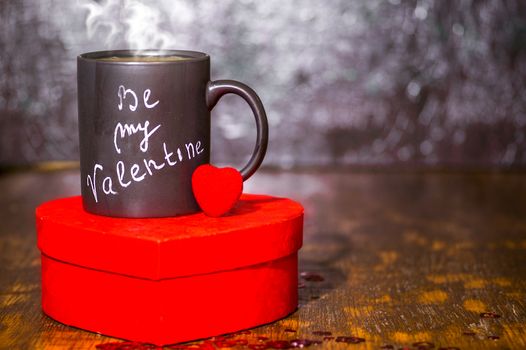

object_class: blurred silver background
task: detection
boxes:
[1,0,525,168]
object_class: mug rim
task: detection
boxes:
[78,49,209,64]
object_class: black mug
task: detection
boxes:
[77,50,268,218]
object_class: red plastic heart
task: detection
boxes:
[192,164,243,217]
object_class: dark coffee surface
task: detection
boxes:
[97,55,188,62]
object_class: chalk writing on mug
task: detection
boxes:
[87,85,205,203]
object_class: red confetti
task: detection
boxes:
[412,341,435,349]
[96,341,161,350]
[334,336,365,344]
[266,340,292,349]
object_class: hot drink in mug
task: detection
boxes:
[78,50,268,218]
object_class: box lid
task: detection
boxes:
[36,194,303,280]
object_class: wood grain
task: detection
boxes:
[1,169,525,349]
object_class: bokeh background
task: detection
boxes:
[1,0,525,169]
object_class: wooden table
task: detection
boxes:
[1,168,525,349]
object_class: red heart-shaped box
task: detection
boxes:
[192,165,243,217]
[37,194,303,345]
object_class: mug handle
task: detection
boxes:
[206,80,269,181]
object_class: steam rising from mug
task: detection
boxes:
[82,0,185,50]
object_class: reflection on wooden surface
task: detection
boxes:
[1,169,525,349]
